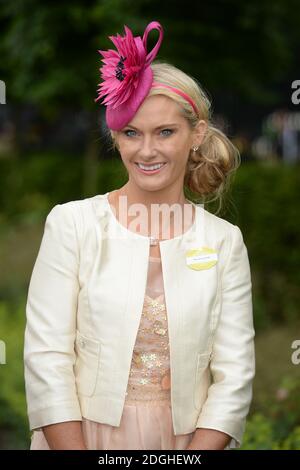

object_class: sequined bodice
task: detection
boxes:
[125,255,171,403]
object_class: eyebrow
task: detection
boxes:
[125,123,179,130]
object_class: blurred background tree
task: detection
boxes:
[1,0,300,191]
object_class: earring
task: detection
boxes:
[192,146,199,152]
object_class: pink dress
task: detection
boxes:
[30,254,195,450]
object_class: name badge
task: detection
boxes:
[186,247,218,270]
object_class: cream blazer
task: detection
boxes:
[24,192,255,449]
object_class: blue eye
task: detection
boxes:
[123,128,174,137]
[123,130,136,137]
[161,129,173,136]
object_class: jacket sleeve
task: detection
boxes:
[196,224,255,449]
[24,203,82,431]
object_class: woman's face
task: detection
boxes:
[114,94,207,195]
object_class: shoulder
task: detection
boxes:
[45,193,107,240]
[50,193,105,214]
[200,205,243,239]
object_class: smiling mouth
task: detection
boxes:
[134,162,167,174]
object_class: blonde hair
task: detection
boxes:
[108,61,240,214]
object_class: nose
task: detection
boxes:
[138,134,158,159]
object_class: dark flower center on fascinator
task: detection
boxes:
[116,56,126,81]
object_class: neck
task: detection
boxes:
[118,183,189,208]
[111,184,195,240]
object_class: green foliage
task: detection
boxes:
[0,300,30,449]
[0,152,83,226]
[0,0,138,113]
[242,413,279,449]
[241,376,300,449]
[227,163,300,330]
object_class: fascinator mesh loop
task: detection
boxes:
[143,21,163,66]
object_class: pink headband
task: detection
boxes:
[95,21,199,130]
[151,82,199,117]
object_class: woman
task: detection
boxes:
[24,20,255,450]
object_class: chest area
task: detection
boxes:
[82,238,219,337]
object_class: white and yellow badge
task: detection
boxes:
[185,246,218,270]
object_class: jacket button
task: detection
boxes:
[99,208,108,217]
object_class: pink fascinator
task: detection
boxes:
[95,21,199,130]
[95,21,163,131]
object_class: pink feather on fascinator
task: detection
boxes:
[95,21,164,131]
